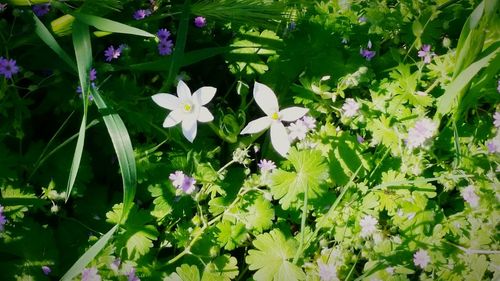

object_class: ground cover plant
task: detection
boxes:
[0,0,499,280]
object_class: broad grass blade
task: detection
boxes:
[73,13,154,37]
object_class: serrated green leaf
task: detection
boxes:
[202,255,239,281]
[165,264,201,281]
[270,148,329,209]
[216,221,247,250]
[246,229,305,281]
[240,195,274,233]
[121,225,158,260]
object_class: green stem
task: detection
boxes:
[293,183,308,264]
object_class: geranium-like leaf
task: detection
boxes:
[165,264,200,281]
[246,229,305,281]
[269,148,329,209]
[202,255,239,281]
[216,221,248,250]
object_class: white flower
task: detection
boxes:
[413,249,430,269]
[288,120,309,141]
[169,171,185,188]
[318,262,339,281]
[461,185,479,208]
[258,159,276,173]
[342,98,360,117]
[240,82,308,157]
[494,112,500,129]
[359,215,378,237]
[302,115,317,130]
[152,80,216,142]
[405,118,437,149]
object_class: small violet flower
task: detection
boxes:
[194,16,206,28]
[127,267,140,281]
[461,185,479,208]
[487,135,500,154]
[497,80,500,93]
[169,171,196,194]
[82,267,101,281]
[342,98,360,117]
[0,3,7,13]
[413,249,430,269]
[104,45,122,62]
[258,159,276,173]
[89,68,97,81]
[169,171,185,188]
[418,44,434,64]
[33,3,50,17]
[0,57,19,79]
[157,28,174,56]
[405,118,437,150]
[358,16,367,23]
[0,204,6,231]
[133,9,151,20]
[317,262,339,281]
[241,82,308,157]
[360,40,376,61]
[359,215,378,238]
[493,112,500,128]
[157,28,171,41]
[152,80,216,142]
[41,266,51,275]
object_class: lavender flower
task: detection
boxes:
[0,57,19,79]
[89,68,97,81]
[258,159,276,173]
[356,134,365,143]
[342,98,360,117]
[133,9,151,20]
[41,266,51,275]
[360,40,376,61]
[0,205,6,231]
[493,112,500,128]
[0,3,7,13]
[486,134,500,154]
[180,176,196,194]
[497,80,500,93]
[169,171,185,188]
[158,40,173,56]
[405,118,437,150]
[109,258,121,272]
[358,16,367,23]
[317,262,338,281]
[32,4,50,17]
[413,249,430,269]
[301,116,316,130]
[418,44,434,64]
[157,28,171,41]
[127,267,140,281]
[104,45,122,62]
[359,215,378,237]
[461,185,479,208]
[82,268,101,281]
[194,16,206,28]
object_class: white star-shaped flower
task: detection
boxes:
[240,82,308,157]
[152,80,216,142]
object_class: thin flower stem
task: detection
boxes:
[293,182,308,264]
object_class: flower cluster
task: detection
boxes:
[82,267,101,281]
[169,171,196,194]
[0,57,19,79]
[405,118,437,150]
[0,204,6,231]
[157,28,174,56]
[342,98,360,117]
[104,45,125,62]
[418,44,435,64]
[413,249,430,269]
[359,214,378,238]
[360,40,376,61]
[33,3,50,17]
[461,185,479,208]
[194,16,206,28]
[288,115,316,141]
[486,111,500,153]
[133,9,151,20]
[76,68,97,100]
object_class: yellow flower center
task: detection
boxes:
[183,103,193,112]
[271,112,279,120]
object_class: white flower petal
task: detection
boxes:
[177,80,192,100]
[270,122,290,157]
[163,109,184,127]
[197,107,214,122]
[254,82,279,116]
[182,116,198,142]
[241,116,272,134]
[152,93,179,110]
[193,86,216,105]
[280,107,309,122]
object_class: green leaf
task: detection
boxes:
[202,255,239,281]
[366,116,400,154]
[72,13,154,37]
[33,13,77,72]
[412,19,423,38]
[239,194,275,233]
[165,264,201,281]
[216,221,248,250]
[270,148,329,209]
[246,229,305,281]
[60,225,118,281]
[92,89,137,222]
[65,20,91,202]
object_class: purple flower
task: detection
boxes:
[360,49,376,61]
[357,134,365,143]
[0,3,7,13]
[109,258,121,272]
[169,171,185,188]
[89,68,97,81]
[194,16,206,28]
[493,112,500,128]
[358,16,367,23]
[342,98,360,117]
[104,45,122,62]
[413,249,430,269]
[0,57,19,79]
[127,267,140,281]
[158,40,173,56]
[418,44,434,64]
[0,205,6,231]
[32,4,50,17]
[180,176,196,194]
[497,80,500,93]
[258,159,276,173]
[133,9,151,20]
[82,267,101,281]
[157,28,171,41]
[405,118,437,149]
[41,266,51,275]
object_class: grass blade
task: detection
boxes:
[73,13,155,38]
[60,225,118,281]
[33,13,77,72]
[65,20,92,202]
[92,89,137,223]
